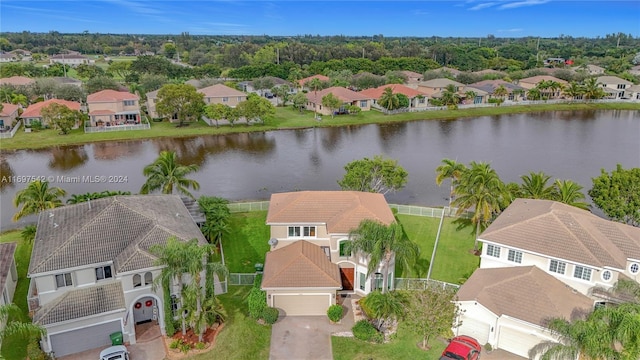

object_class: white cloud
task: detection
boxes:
[468,2,498,10]
[499,0,551,9]
[498,28,524,32]
[412,9,430,15]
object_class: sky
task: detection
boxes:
[0,0,639,38]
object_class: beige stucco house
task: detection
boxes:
[0,76,36,87]
[305,86,372,115]
[145,89,160,119]
[596,75,634,99]
[27,195,210,357]
[412,78,465,101]
[517,75,568,99]
[467,80,526,102]
[49,54,93,66]
[262,191,396,316]
[359,84,428,110]
[199,84,247,108]
[87,90,141,127]
[0,103,20,128]
[21,99,81,126]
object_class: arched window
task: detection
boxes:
[144,272,153,286]
[133,274,142,288]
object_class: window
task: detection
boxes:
[359,100,368,108]
[601,270,612,282]
[629,263,639,275]
[303,226,316,237]
[373,273,383,290]
[55,273,72,288]
[287,226,316,238]
[549,260,566,275]
[133,274,142,288]
[95,265,113,281]
[418,97,425,104]
[508,93,515,101]
[486,244,500,258]
[574,266,592,281]
[144,272,153,286]
[321,246,330,259]
[339,241,351,257]
[507,250,522,263]
[387,273,393,291]
[170,295,179,316]
[287,226,300,237]
[222,97,229,102]
[359,272,366,291]
[617,84,625,89]
[124,100,135,106]
[237,97,243,101]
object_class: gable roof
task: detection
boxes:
[596,76,633,86]
[198,84,246,98]
[87,89,138,102]
[262,240,342,289]
[457,266,593,327]
[468,79,525,94]
[299,74,330,86]
[359,84,425,99]
[0,242,17,293]
[480,199,640,269]
[29,195,207,275]
[519,75,568,85]
[418,78,465,88]
[21,99,81,118]
[0,76,35,86]
[267,191,395,234]
[305,86,371,104]
[0,103,20,117]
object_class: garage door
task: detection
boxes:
[457,316,491,344]
[497,326,546,358]
[50,320,122,357]
[273,294,331,316]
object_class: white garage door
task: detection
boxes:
[273,294,331,316]
[457,316,491,344]
[498,326,546,358]
[50,320,122,357]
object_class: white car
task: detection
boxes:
[99,345,130,360]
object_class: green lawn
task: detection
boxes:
[332,323,447,360]
[0,230,34,360]
[188,286,271,360]
[222,211,271,273]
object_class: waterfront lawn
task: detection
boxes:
[222,211,271,273]
[396,215,479,284]
[188,286,271,360]
[0,230,34,360]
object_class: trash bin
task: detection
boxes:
[254,263,264,273]
[110,331,123,346]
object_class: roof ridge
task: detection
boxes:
[300,243,340,285]
[265,242,304,286]
[551,210,604,266]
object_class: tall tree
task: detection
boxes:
[582,78,606,100]
[520,171,556,200]
[236,93,276,124]
[377,87,399,110]
[291,92,307,113]
[435,158,467,207]
[346,220,419,293]
[441,84,461,107]
[40,103,83,135]
[156,84,205,127]
[140,150,200,198]
[589,164,640,226]
[554,179,590,210]
[0,303,46,347]
[493,85,508,100]
[204,103,230,128]
[405,287,460,350]
[13,180,66,222]
[321,93,342,118]
[338,155,408,194]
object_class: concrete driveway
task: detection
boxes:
[57,337,166,360]
[270,316,335,360]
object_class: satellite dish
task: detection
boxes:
[268,238,278,246]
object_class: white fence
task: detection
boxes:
[0,120,21,139]
[84,123,151,133]
[389,204,472,218]
[228,273,258,285]
[228,201,270,213]
[394,278,460,292]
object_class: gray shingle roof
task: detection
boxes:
[29,195,207,275]
[0,242,17,292]
[34,282,125,325]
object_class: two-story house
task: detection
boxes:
[198,84,247,108]
[261,191,396,316]
[87,90,141,128]
[0,243,18,349]
[412,78,465,100]
[596,75,634,99]
[305,87,372,115]
[27,195,209,357]
[455,198,640,358]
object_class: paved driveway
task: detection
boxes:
[57,337,166,360]
[270,316,335,360]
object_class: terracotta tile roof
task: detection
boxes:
[199,84,246,98]
[457,266,593,326]
[267,191,395,234]
[400,70,424,80]
[0,103,20,117]
[262,240,342,289]
[359,84,425,99]
[299,74,330,86]
[29,195,207,275]
[87,89,138,102]
[0,242,17,294]
[0,76,35,86]
[33,282,125,325]
[305,86,371,104]
[480,199,640,269]
[519,75,568,85]
[89,109,115,115]
[596,76,633,85]
[21,99,81,118]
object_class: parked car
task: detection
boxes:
[99,345,130,360]
[440,335,481,360]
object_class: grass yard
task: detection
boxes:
[396,215,480,284]
[0,230,34,360]
[187,286,271,360]
[222,211,271,273]
[332,323,447,360]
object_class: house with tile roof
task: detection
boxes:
[0,52,18,63]
[467,80,526,102]
[49,53,93,66]
[262,191,396,315]
[596,76,634,99]
[0,103,20,129]
[399,70,424,83]
[359,84,428,110]
[305,86,372,115]
[298,74,330,90]
[573,64,605,75]
[86,90,142,128]
[198,84,247,108]
[0,243,18,349]
[0,76,36,87]
[412,78,465,100]
[27,195,211,357]
[517,75,568,99]
[21,99,82,126]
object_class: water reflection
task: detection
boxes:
[47,146,88,171]
[0,156,14,191]
[93,141,143,161]
[378,123,407,152]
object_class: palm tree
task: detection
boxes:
[21,224,37,245]
[441,84,461,107]
[140,150,200,199]
[181,283,226,343]
[346,220,419,293]
[564,81,584,100]
[554,179,590,210]
[435,158,467,207]
[583,78,606,100]
[12,180,66,222]
[464,90,477,104]
[452,161,504,251]
[520,171,556,200]
[377,87,399,110]
[527,88,542,101]
[361,291,407,332]
[0,303,46,347]
[493,85,508,100]
[308,78,324,119]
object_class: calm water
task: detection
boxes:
[1,110,638,230]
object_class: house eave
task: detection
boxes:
[39,307,126,327]
[261,286,342,291]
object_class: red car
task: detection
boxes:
[440,335,482,360]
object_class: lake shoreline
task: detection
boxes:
[1,102,638,151]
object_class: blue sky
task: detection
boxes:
[1,1,638,38]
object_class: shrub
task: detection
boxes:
[248,286,267,319]
[195,342,206,350]
[180,342,191,354]
[169,339,182,349]
[262,306,280,324]
[327,304,343,322]
[484,343,493,352]
[352,320,383,343]
[27,338,52,360]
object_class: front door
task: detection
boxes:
[133,297,156,324]
[340,268,354,291]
